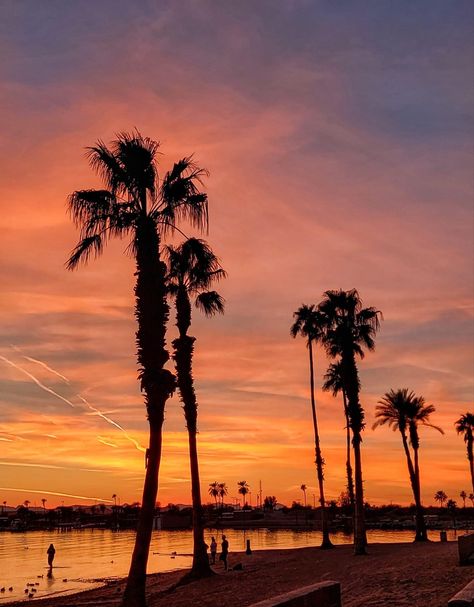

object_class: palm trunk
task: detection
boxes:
[412,446,428,541]
[342,390,355,511]
[400,433,426,541]
[173,289,212,578]
[308,341,332,548]
[468,434,474,494]
[352,430,367,554]
[122,218,175,607]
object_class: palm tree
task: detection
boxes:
[434,490,447,508]
[373,388,443,541]
[66,131,209,607]
[291,304,333,549]
[318,289,381,555]
[218,483,228,508]
[469,493,474,507]
[300,484,307,507]
[41,499,47,515]
[460,491,467,508]
[238,481,249,508]
[322,361,355,511]
[208,482,219,510]
[455,413,474,493]
[166,238,225,578]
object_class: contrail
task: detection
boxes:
[0,486,113,503]
[1,351,146,453]
[97,436,118,448]
[11,345,70,383]
[0,355,75,408]
[78,395,146,453]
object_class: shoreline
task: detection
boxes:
[5,541,472,607]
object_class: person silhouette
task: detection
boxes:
[210,536,217,564]
[47,544,55,569]
[220,535,229,570]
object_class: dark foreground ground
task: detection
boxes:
[8,541,472,607]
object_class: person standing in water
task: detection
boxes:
[47,544,55,568]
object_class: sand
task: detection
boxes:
[7,541,471,607]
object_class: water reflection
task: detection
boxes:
[0,528,461,603]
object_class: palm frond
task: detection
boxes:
[195,291,225,317]
[66,234,104,270]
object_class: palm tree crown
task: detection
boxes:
[67,131,208,270]
[456,413,474,441]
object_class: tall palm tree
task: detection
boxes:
[218,483,228,508]
[41,499,47,516]
[66,131,209,607]
[300,484,307,507]
[469,493,474,507]
[455,413,474,493]
[318,289,381,555]
[208,482,219,510]
[373,389,443,541]
[460,491,467,508]
[322,361,355,511]
[434,490,447,508]
[291,304,333,549]
[238,481,249,508]
[166,237,225,578]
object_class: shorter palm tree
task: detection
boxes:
[469,493,474,507]
[208,482,219,510]
[41,498,47,515]
[300,484,307,507]
[455,413,474,493]
[373,388,443,541]
[434,490,447,508]
[238,481,249,508]
[460,490,467,508]
[218,483,228,509]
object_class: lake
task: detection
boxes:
[0,528,460,603]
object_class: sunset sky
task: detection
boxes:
[0,1,473,509]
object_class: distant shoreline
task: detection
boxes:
[5,541,470,607]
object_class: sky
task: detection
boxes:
[0,0,473,509]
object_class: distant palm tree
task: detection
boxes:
[41,499,47,515]
[323,361,355,511]
[455,413,474,493]
[373,388,443,541]
[238,481,250,508]
[218,483,228,508]
[166,238,225,578]
[460,491,467,508]
[434,490,447,508]
[291,304,332,549]
[24,500,30,509]
[300,484,307,507]
[66,131,209,607]
[318,289,381,555]
[208,482,219,510]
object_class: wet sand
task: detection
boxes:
[7,541,471,607]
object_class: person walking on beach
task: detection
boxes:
[220,535,229,571]
[47,544,55,568]
[210,536,217,564]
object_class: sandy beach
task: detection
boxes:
[7,541,471,607]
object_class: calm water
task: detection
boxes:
[0,528,460,603]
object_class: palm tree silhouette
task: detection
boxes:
[460,490,467,508]
[166,238,225,577]
[41,499,47,515]
[469,493,474,507]
[291,304,332,549]
[238,481,249,508]
[434,490,447,508]
[208,482,219,510]
[66,131,209,607]
[322,361,355,512]
[373,388,443,541]
[300,484,307,507]
[218,483,228,509]
[455,413,474,493]
[318,289,381,555]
